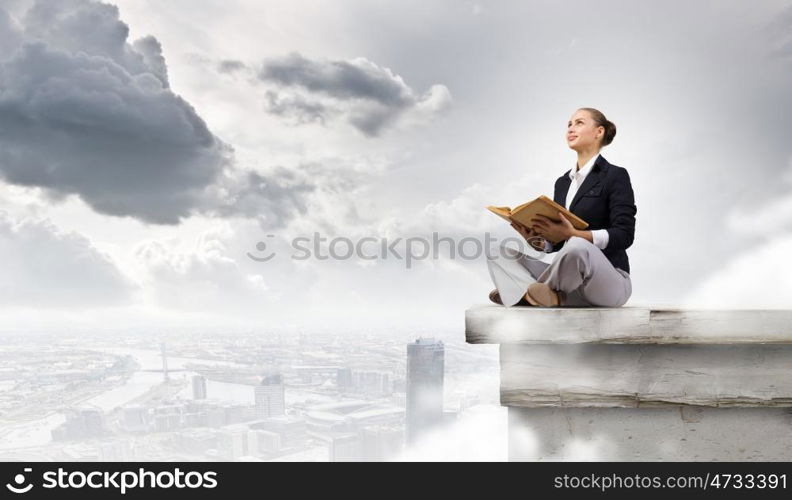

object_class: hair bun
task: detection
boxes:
[578,108,616,146]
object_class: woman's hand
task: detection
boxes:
[530,212,578,243]
[510,221,548,251]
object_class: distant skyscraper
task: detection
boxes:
[406,338,444,444]
[254,374,286,419]
[160,342,169,382]
[192,375,207,400]
[336,367,353,392]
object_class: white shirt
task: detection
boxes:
[543,154,610,251]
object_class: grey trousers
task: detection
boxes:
[486,236,632,307]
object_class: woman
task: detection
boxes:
[487,108,636,307]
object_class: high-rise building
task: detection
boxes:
[352,370,391,396]
[192,375,207,400]
[329,433,360,462]
[176,428,218,455]
[360,425,404,461]
[52,407,108,441]
[153,405,183,432]
[336,367,353,392]
[224,403,256,424]
[160,342,169,382]
[406,338,444,444]
[254,374,286,419]
[121,405,149,433]
[217,426,248,460]
[248,430,281,456]
[250,416,306,449]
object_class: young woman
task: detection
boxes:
[487,108,636,307]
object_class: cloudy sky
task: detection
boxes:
[0,0,791,332]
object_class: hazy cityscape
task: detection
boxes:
[0,329,500,462]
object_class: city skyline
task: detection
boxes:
[0,328,499,461]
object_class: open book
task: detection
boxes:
[487,195,588,244]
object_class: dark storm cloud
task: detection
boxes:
[0,0,314,226]
[257,52,451,136]
[204,159,377,229]
[264,89,327,125]
[206,166,316,227]
[0,42,232,224]
[18,0,166,85]
[0,0,224,223]
[217,59,247,74]
[133,35,169,87]
[0,6,21,50]
[261,52,413,107]
[766,4,792,61]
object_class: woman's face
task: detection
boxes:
[566,110,603,151]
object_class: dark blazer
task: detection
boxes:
[549,155,636,274]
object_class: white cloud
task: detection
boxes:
[0,211,134,307]
[684,234,792,309]
[393,404,508,461]
[134,223,274,312]
[726,159,792,238]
